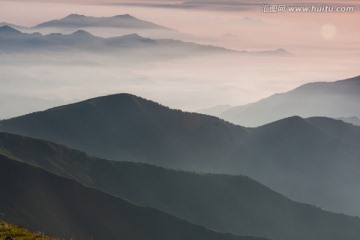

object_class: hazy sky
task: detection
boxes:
[0,0,359,117]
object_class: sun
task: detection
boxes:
[321,24,337,40]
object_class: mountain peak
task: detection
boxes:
[122,33,144,39]
[0,25,22,35]
[62,13,87,20]
[114,14,136,19]
[274,48,292,55]
[0,22,27,29]
[70,29,94,37]
[50,93,146,111]
[260,115,305,127]
[108,33,155,43]
[34,13,169,30]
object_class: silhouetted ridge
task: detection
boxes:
[220,75,360,127]
[1,93,360,217]
[2,132,360,240]
[0,25,22,35]
[254,116,327,138]
[334,75,360,84]
[116,33,152,40]
[50,93,166,113]
[34,13,170,30]
[114,14,137,19]
[0,153,267,240]
[62,13,87,20]
[70,29,95,37]
[305,117,360,145]
[292,76,360,94]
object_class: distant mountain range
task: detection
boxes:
[1,93,360,217]
[0,24,234,59]
[0,22,28,31]
[33,14,171,30]
[0,26,286,56]
[2,132,360,240]
[0,25,290,57]
[0,25,157,52]
[27,13,195,41]
[219,75,360,127]
[0,14,291,54]
[0,150,267,240]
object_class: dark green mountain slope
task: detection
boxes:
[1,94,360,217]
[0,94,249,169]
[0,153,267,240]
[1,132,360,240]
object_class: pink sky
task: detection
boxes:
[0,0,359,111]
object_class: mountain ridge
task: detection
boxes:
[220,75,360,127]
[0,25,291,56]
[1,93,360,217]
[1,132,360,240]
[0,152,268,240]
[33,13,172,30]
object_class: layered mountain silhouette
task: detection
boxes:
[0,152,268,240]
[1,93,360,217]
[33,14,170,30]
[1,132,360,240]
[0,26,290,57]
[337,116,360,126]
[0,22,28,31]
[0,25,222,53]
[28,13,196,41]
[219,75,360,127]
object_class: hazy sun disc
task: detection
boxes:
[321,24,337,40]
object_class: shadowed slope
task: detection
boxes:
[1,132,360,240]
[1,94,360,217]
[0,153,267,240]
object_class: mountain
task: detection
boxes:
[1,94,360,217]
[0,26,231,55]
[0,94,248,169]
[33,14,170,30]
[338,116,360,126]
[0,25,23,37]
[28,13,194,41]
[0,26,290,57]
[0,153,267,240]
[0,26,151,52]
[2,132,360,240]
[220,75,360,127]
[0,22,28,31]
